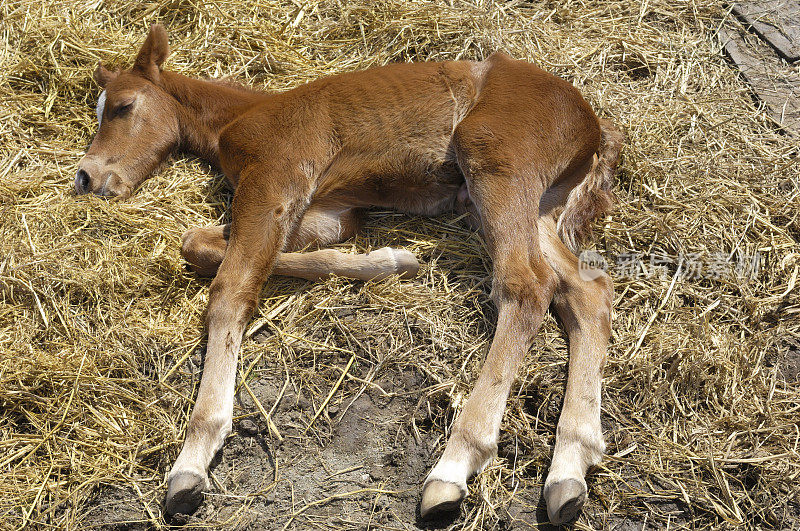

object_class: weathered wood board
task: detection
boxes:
[732,1,800,62]
[720,25,800,135]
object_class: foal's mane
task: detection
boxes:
[205,76,266,95]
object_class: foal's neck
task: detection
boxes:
[161,71,267,168]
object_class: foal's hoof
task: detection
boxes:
[544,478,586,525]
[165,471,207,516]
[373,247,419,279]
[392,248,421,278]
[420,480,464,519]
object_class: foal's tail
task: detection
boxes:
[557,119,624,254]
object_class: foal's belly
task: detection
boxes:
[375,158,465,216]
[316,143,465,217]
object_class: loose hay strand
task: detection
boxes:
[0,0,798,529]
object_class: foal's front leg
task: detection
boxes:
[182,224,420,281]
[166,169,307,515]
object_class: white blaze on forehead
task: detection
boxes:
[96,90,107,125]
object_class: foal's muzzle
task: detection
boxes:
[74,160,131,198]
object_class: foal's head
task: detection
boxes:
[75,25,179,198]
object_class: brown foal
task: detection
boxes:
[76,25,622,524]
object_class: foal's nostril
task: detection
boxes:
[75,169,90,194]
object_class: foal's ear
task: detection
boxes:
[133,24,170,80]
[94,63,119,88]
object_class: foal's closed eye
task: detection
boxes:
[114,100,135,117]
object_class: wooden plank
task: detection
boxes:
[732,1,800,62]
[720,25,800,135]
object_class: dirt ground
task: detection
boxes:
[83,367,439,529]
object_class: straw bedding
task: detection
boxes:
[1,0,798,529]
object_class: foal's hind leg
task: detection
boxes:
[539,220,611,524]
[421,152,557,516]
